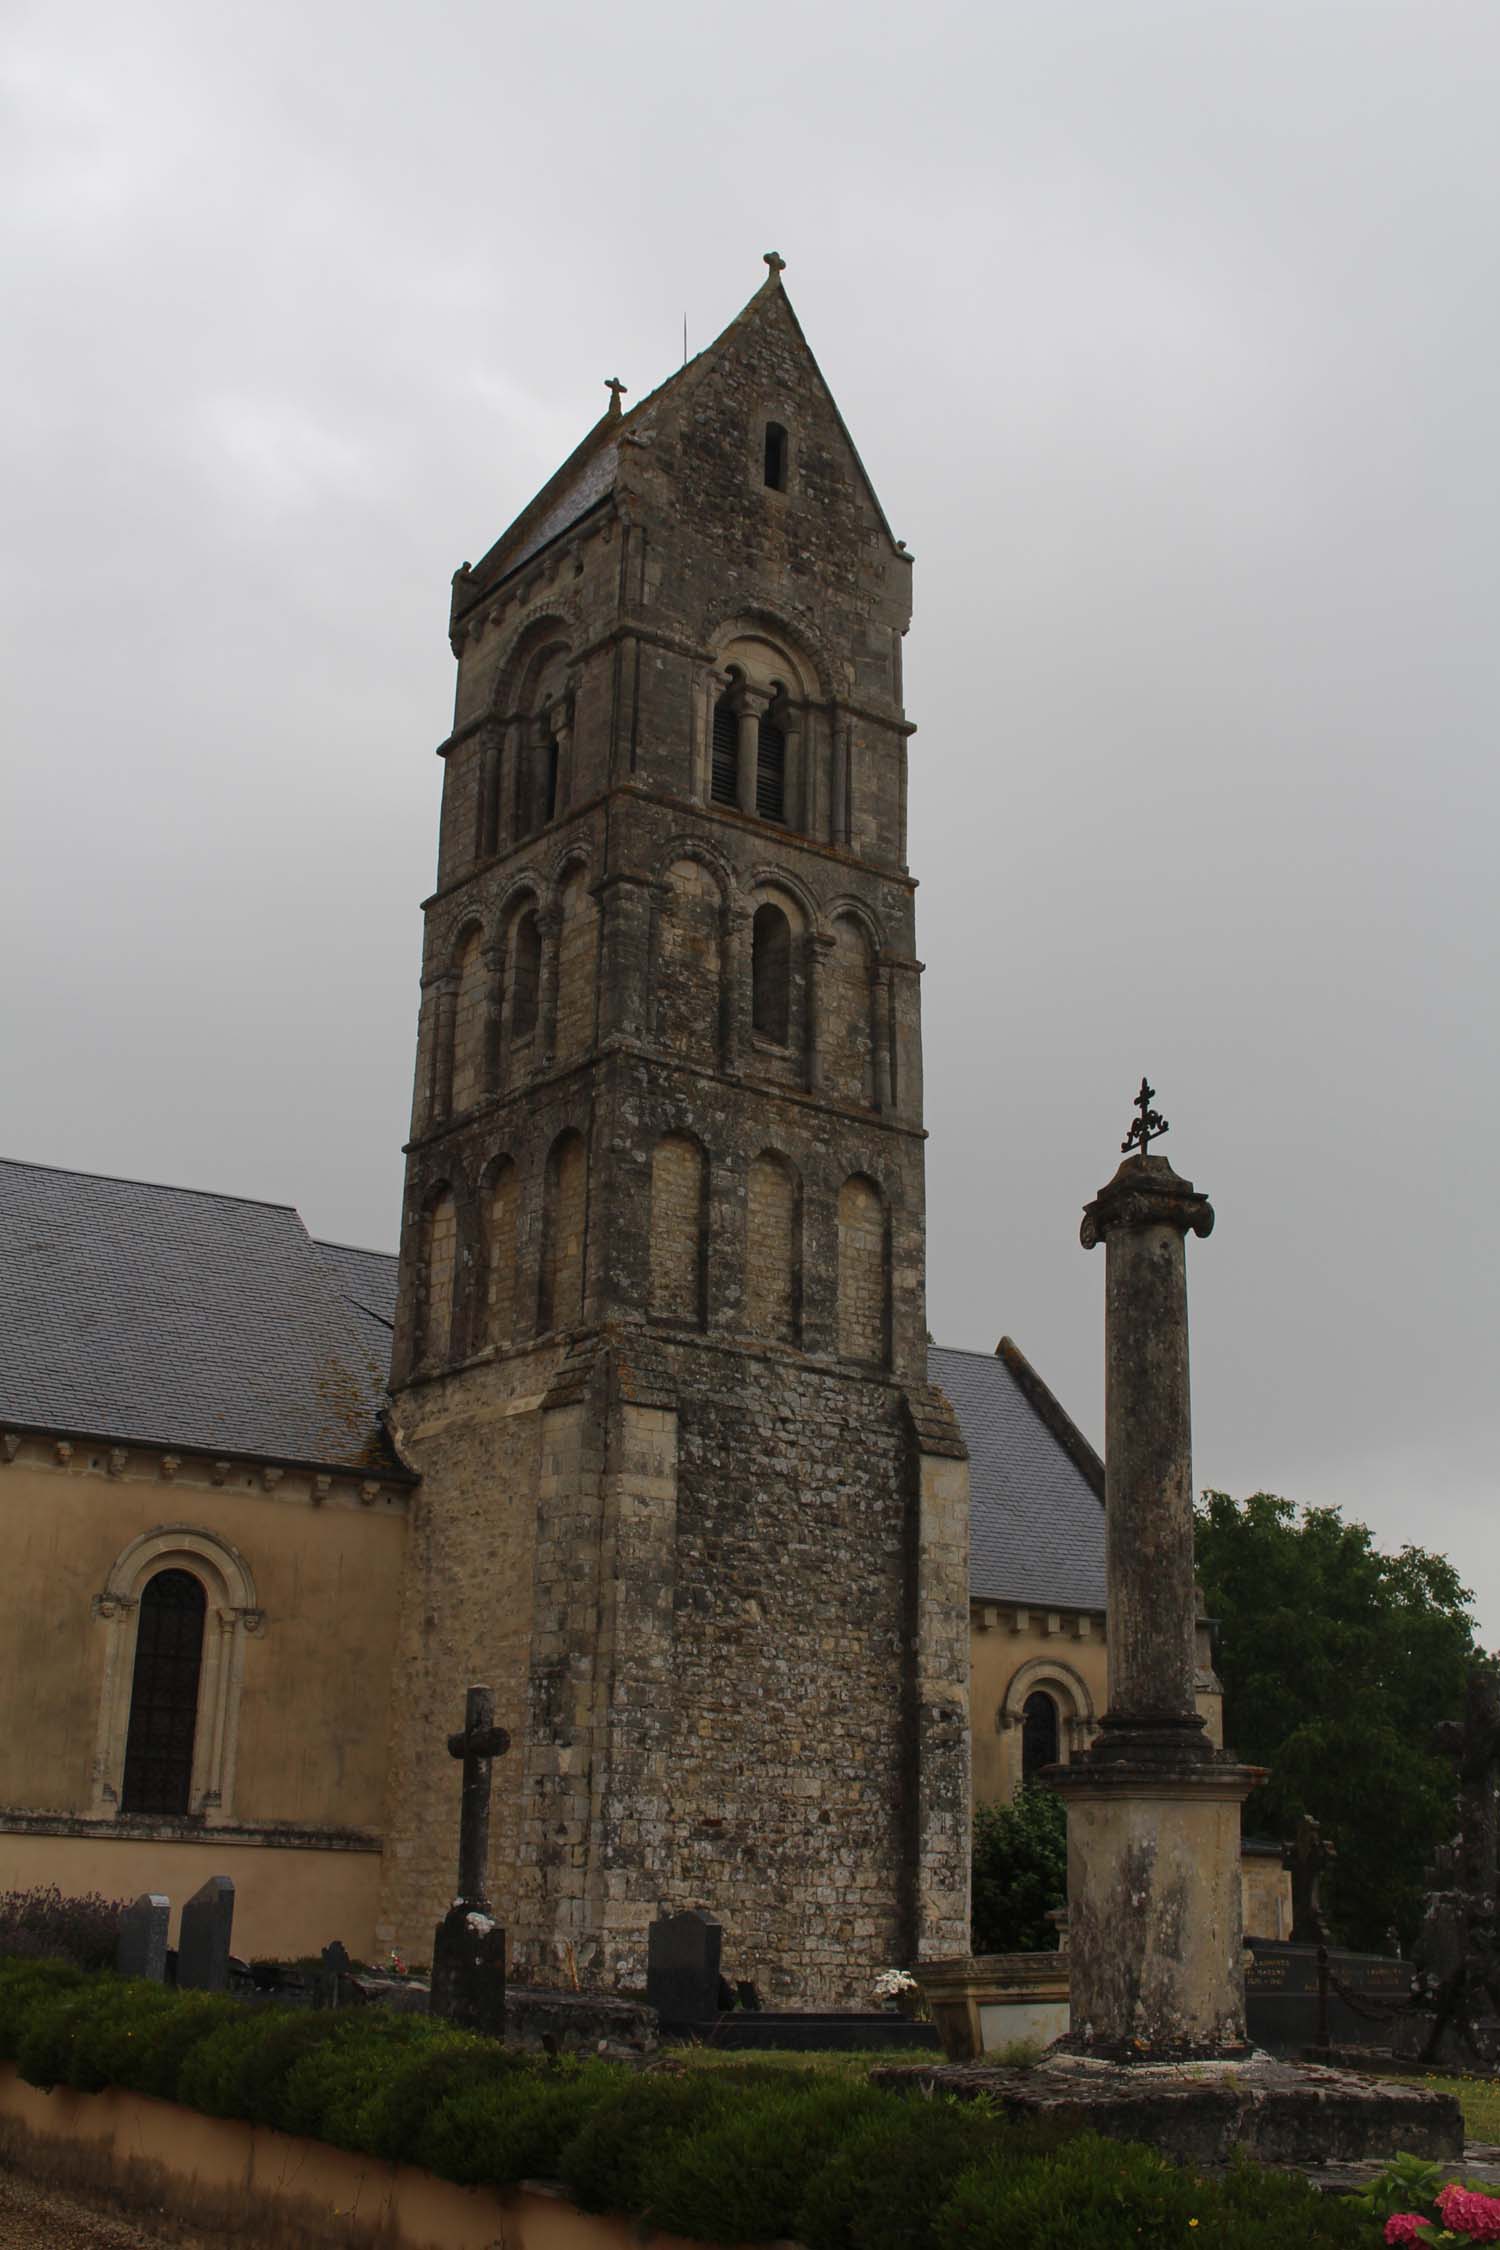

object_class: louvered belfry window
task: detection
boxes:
[711,696,739,805]
[756,714,786,823]
[120,1569,206,1817]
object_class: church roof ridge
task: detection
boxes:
[0,1153,298,1218]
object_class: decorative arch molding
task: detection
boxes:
[90,1526,264,1825]
[744,865,819,930]
[653,835,736,904]
[821,893,887,953]
[490,606,582,717]
[701,599,840,703]
[545,840,593,898]
[448,913,487,972]
[997,1657,1099,1757]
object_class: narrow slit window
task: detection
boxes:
[752,903,791,1043]
[711,696,739,805]
[120,1570,206,1817]
[756,714,786,823]
[544,738,560,824]
[764,422,788,491]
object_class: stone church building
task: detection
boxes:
[0,264,1128,1998]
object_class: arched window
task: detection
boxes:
[656,857,723,1063]
[650,1133,707,1326]
[511,910,542,1044]
[764,422,788,492]
[554,867,596,1064]
[756,711,786,823]
[837,1174,888,1365]
[540,1131,587,1332]
[746,1150,799,1344]
[449,927,489,1113]
[422,1189,458,1366]
[120,1570,207,1817]
[1021,1691,1061,1780]
[711,694,740,806]
[483,1159,518,1349]
[752,903,791,1043]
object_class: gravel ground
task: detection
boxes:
[0,2163,216,2247]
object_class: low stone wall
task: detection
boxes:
[0,2064,721,2250]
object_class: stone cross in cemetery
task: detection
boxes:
[1397,1657,1500,2070]
[1285,1815,1337,1944]
[1050,1091,1261,2058]
[116,1893,170,1983]
[177,1876,235,1992]
[430,1683,511,2037]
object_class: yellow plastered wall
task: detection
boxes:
[969,1603,1109,1808]
[0,1441,406,1834]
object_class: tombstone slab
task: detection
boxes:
[431,1906,507,2037]
[177,1876,234,1993]
[647,1909,723,2026]
[116,1894,169,1983]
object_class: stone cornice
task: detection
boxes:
[0,1425,415,1500]
[1080,1155,1214,1249]
[0,1808,383,1853]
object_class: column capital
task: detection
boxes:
[1080,1155,1213,1250]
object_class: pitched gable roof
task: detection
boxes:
[455,263,902,615]
[930,1339,1106,1611]
[0,1159,408,1477]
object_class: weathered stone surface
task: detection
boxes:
[378,265,971,2004]
[872,2053,1464,2166]
[503,1985,657,2055]
[115,1893,169,1983]
[176,1876,233,1993]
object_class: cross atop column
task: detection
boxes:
[446,1684,510,1909]
[1121,1075,1169,1158]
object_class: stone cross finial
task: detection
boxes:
[1285,1814,1337,1943]
[447,1684,510,1910]
[605,377,627,416]
[763,251,786,277]
[1121,1075,1169,1158]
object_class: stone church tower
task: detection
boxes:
[379,259,970,2004]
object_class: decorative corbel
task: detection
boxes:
[159,1455,180,1482]
[107,1449,127,1479]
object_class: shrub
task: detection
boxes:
[415,2056,624,2188]
[559,2068,740,2214]
[278,2011,440,2148]
[350,2026,533,2162]
[795,2099,1076,2250]
[646,2078,894,2243]
[0,1957,86,2054]
[970,1788,1066,1955]
[0,1887,127,1972]
[106,1989,239,2101]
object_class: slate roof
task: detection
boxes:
[929,1342,1106,1611]
[0,1160,406,1477]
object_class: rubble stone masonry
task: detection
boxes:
[379,267,970,2003]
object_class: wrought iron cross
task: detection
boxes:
[447,1684,510,1910]
[1121,1076,1169,1159]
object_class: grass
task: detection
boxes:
[1419,2074,1500,2142]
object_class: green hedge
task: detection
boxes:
[0,1960,1372,2247]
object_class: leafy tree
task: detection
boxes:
[971,1784,1067,1953]
[1194,1490,1479,1952]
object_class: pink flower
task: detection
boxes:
[1384,2215,1432,2247]
[1436,2183,1500,2243]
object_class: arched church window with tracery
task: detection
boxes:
[1021,1690,1060,1781]
[751,904,791,1044]
[120,1570,206,1817]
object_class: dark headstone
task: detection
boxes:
[177,1876,234,1993]
[116,1893,169,1983]
[646,1909,723,2025]
[318,1939,351,2008]
[735,1979,763,2013]
[430,1905,506,2037]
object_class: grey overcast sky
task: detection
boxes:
[4,3,1497,1629]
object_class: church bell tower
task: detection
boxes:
[380,259,970,2003]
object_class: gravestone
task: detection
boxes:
[1285,1815,1337,1944]
[646,1909,723,2026]
[177,1876,234,1992]
[430,1684,510,2038]
[317,1939,350,2009]
[116,1893,169,1983]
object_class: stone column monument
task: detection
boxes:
[1050,1082,1260,2059]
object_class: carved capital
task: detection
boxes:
[1080,1154,1214,1250]
[92,1592,138,1623]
